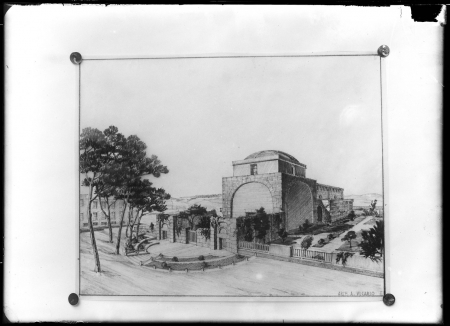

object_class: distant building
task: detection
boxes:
[79,187,128,228]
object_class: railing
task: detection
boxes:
[238,241,269,252]
[293,248,333,263]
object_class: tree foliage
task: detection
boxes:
[347,210,356,221]
[341,230,357,249]
[301,235,313,249]
[277,228,288,243]
[175,205,217,240]
[358,220,384,262]
[80,127,109,272]
[336,251,355,266]
[235,207,272,243]
[126,178,170,242]
[81,126,170,262]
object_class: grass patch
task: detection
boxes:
[290,223,354,237]
[158,254,219,262]
[337,240,361,252]
[269,237,301,246]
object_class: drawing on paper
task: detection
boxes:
[78,50,387,297]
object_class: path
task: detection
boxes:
[310,216,373,253]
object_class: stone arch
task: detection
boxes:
[231,181,275,218]
[284,180,313,232]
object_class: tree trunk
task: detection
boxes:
[213,224,217,250]
[106,215,113,243]
[136,212,143,240]
[106,199,113,243]
[115,200,128,255]
[88,185,101,272]
[98,194,114,243]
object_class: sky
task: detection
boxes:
[80,54,383,198]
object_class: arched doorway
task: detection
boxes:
[232,182,273,217]
[317,206,323,222]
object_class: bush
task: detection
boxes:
[318,238,325,245]
[198,255,205,261]
[171,256,179,262]
[303,219,311,230]
[161,262,167,268]
[301,235,313,249]
[327,233,335,240]
[312,254,325,260]
[277,228,288,243]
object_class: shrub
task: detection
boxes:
[161,262,167,268]
[336,251,355,266]
[318,238,325,245]
[277,228,288,243]
[327,233,335,240]
[341,231,357,249]
[301,235,313,249]
[171,256,179,262]
[303,219,311,230]
[312,254,325,260]
[198,255,205,261]
[348,210,356,221]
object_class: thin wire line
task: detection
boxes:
[380,56,386,296]
[78,63,81,297]
[83,54,379,61]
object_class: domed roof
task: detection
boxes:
[245,150,301,165]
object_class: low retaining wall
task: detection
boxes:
[237,249,383,278]
[80,225,122,233]
[332,253,383,272]
[147,254,245,271]
[269,244,292,257]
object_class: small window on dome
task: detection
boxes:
[250,164,258,175]
[291,165,295,175]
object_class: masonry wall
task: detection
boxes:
[282,174,318,225]
[317,199,332,223]
[79,194,128,229]
[233,160,278,176]
[329,199,354,221]
[316,184,344,200]
[278,160,305,177]
[222,173,283,253]
[195,228,215,250]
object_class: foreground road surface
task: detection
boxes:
[80,229,383,297]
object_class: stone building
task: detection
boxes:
[79,186,128,228]
[221,150,353,253]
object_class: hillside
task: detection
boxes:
[344,193,383,207]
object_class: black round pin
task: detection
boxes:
[377,45,390,57]
[68,293,79,306]
[70,52,83,65]
[383,293,395,306]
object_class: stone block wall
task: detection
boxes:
[317,199,332,223]
[317,183,344,200]
[222,173,283,253]
[195,227,216,249]
[329,199,354,221]
[278,160,306,177]
[282,174,317,230]
[282,174,319,226]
